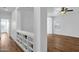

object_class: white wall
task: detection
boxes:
[40,8,47,52]
[34,7,47,52]
[10,7,21,39]
[10,8,18,39]
[0,20,1,37]
[54,8,79,37]
[0,13,11,19]
[19,7,34,33]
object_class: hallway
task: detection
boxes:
[0,7,47,52]
[0,33,23,52]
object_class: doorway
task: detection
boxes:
[0,19,9,34]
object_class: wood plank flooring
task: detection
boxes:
[48,34,79,52]
[1,33,79,52]
[0,33,24,52]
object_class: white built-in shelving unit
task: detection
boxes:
[15,30,34,52]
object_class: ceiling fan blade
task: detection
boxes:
[67,10,73,12]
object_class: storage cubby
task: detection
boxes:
[16,30,34,52]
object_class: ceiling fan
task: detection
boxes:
[60,7,73,14]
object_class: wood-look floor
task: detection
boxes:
[1,33,79,52]
[48,34,79,52]
[0,33,23,52]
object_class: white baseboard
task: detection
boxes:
[55,33,79,38]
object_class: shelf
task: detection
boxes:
[17,30,34,38]
[26,40,34,44]
[16,30,34,52]
[14,39,27,52]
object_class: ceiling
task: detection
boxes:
[0,7,16,14]
[47,7,79,17]
[0,7,79,16]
